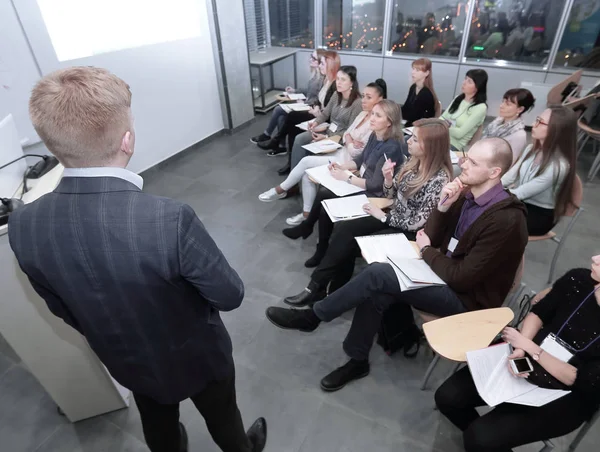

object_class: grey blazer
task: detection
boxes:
[8,176,243,404]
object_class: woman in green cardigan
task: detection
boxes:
[441,69,488,154]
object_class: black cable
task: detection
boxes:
[0,154,47,171]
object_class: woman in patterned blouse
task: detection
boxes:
[292,118,452,297]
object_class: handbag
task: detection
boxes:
[376,302,422,358]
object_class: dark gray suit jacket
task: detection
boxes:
[8,176,244,404]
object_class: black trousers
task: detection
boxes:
[303,185,338,245]
[311,215,415,290]
[435,366,592,452]
[524,202,556,236]
[133,371,252,452]
[274,110,312,169]
[313,263,467,361]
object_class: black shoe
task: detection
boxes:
[250,133,270,144]
[282,222,313,240]
[265,306,321,331]
[258,138,279,150]
[266,147,287,157]
[320,359,370,392]
[179,422,189,452]
[304,245,328,268]
[283,288,326,307]
[277,163,291,175]
[247,417,267,452]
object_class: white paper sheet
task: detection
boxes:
[280,103,310,113]
[287,93,306,100]
[296,121,329,132]
[386,256,446,285]
[322,194,369,222]
[466,344,571,407]
[355,233,419,264]
[305,164,364,197]
[302,140,342,154]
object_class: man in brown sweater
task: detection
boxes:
[265,137,528,392]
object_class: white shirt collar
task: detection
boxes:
[62,167,144,190]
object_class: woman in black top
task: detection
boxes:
[435,258,600,451]
[401,58,439,127]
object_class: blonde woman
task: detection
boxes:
[258,79,387,226]
[298,118,452,291]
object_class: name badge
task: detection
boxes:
[359,164,367,177]
[448,237,458,253]
[541,333,574,363]
[328,122,339,133]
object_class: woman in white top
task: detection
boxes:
[502,105,578,236]
[482,88,535,164]
[258,79,387,226]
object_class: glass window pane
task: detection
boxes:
[269,0,314,48]
[323,0,386,53]
[388,1,468,58]
[555,0,600,70]
[465,0,566,65]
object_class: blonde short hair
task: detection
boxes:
[29,66,132,167]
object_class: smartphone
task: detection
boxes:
[510,357,534,374]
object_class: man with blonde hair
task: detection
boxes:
[9,67,267,452]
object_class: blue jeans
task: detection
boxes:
[313,262,467,361]
[265,105,288,136]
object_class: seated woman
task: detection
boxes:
[251,49,325,149]
[257,79,387,226]
[261,51,340,174]
[502,105,577,236]
[435,258,600,452]
[401,58,438,127]
[287,118,452,303]
[482,88,535,164]
[440,69,488,155]
[281,100,406,245]
[289,65,363,171]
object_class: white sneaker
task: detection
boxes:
[286,213,306,225]
[258,188,286,202]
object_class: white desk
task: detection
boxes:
[0,165,130,421]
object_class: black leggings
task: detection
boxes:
[435,366,593,452]
[524,202,556,236]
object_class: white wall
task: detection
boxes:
[9,0,225,174]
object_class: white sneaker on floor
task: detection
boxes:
[286,213,305,225]
[258,188,286,202]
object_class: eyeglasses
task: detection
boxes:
[534,117,549,127]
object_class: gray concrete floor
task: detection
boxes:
[1,115,598,451]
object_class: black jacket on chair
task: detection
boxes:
[8,176,244,404]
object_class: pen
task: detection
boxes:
[440,194,449,205]
[384,153,388,161]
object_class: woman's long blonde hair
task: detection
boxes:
[375,100,403,141]
[395,118,452,197]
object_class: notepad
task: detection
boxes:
[355,233,419,264]
[280,103,311,113]
[404,127,414,136]
[296,121,329,131]
[386,256,446,290]
[466,343,570,407]
[286,93,306,100]
[302,140,342,154]
[305,164,364,197]
[322,194,369,222]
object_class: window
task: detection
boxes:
[323,0,386,53]
[465,0,567,65]
[269,0,314,48]
[388,1,469,58]
[244,0,268,52]
[554,0,600,70]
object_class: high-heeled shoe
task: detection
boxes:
[282,222,313,240]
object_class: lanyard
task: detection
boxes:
[556,286,600,353]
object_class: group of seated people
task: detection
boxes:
[248,52,597,451]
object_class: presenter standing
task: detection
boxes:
[8,67,266,452]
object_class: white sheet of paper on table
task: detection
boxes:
[305,164,364,197]
[302,140,342,154]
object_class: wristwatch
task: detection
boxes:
[347,174,353,183]
[531,348,544,361]
[380,215,387,224]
